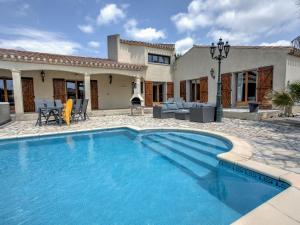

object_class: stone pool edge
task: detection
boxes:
[0,125,299,225]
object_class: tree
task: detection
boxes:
[271,81,300,116]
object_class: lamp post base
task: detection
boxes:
[215,105,223,122]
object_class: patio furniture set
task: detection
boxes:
[153,98,216,123]
[35,99,89,126]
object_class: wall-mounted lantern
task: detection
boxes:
[109,74,112,84]
[40,70,46,82]
[210,68,215,79]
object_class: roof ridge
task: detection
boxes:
[0,48,114,62]
[120,39,175,50]
[193,44,291,49]
[0,48,147,71]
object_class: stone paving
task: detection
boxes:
[1,114,300,174]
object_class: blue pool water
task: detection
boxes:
[0,128,288,225]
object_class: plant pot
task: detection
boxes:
[249,102,259,113]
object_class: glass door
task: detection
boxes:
[236,70,257,106]
[0,78,15,112]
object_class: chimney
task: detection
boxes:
[107,34,120,61]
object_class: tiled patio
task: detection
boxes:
[1,114,300,174]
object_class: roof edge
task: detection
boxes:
[120,39,175,51]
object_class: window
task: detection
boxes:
[148,53,170,65]
[190,79,200,101]
[66,80,84,100]
[0,78,14,110]
[236,70,257,104]
[153,82,164,102]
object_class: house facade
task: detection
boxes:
[0,33,300,120]
[0,34,175,120]
[174,45,300,108]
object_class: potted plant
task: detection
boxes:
[271,81,300,117]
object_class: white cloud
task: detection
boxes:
[175,37,194,54]
[88,41,100,48]
[78,24,94,34]
[97,3,126,25]
[124,19,166,42]
[207,29,257,45]
[260,40,291,46]
[0,27,81,55]
[16,3,30,16]
[171,0,300,45]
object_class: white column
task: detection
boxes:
[134,76,141,95]
[163,82,168,102]
[11,69,24,119]
[84,73,92,111]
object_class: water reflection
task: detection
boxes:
[88,134,95,164]
[18,142,28,171]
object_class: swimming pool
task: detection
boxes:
[0,128,288,225]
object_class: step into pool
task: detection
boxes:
[0,128,289,225]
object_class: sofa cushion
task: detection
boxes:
[161,104,168,111]
[176,101,184,109]
[166,103,178,110]
[194,103,205,108]
[183,102,195,109]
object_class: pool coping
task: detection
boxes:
[0,125,300,225]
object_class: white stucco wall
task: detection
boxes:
[174,46,289,104]
[119,43,175,82]
[286,55,300,84]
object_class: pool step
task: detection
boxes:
[141,141,206,180]
[141,140,214,178]
[168,133,229,152]
[146,134,218,169]
[149,134,217,159]
[142,136,216,173]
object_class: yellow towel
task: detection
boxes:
[63,99,73,126]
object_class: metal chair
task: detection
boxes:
[72,99,82,122]
[54,99,63,108]
[79,99,89,120]
[34,99,48,126]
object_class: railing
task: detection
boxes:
[290,35,300,56]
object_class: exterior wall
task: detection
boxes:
[286,55,300,84]
[174,46,289,105]
[107,35,175,83]
[20,71,134,110]
[119,43,175,82]
[92,74,134,109]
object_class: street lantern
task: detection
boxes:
[210,38,230,122]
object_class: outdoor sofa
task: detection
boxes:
[153,100,216,123]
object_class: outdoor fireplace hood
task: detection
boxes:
[130,77,144,107]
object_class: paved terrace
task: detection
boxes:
[0,114,300,174]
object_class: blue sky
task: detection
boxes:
[0,0,299,57]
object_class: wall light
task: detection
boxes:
[210,68,215,79]
[40,70,45,82]
[109,74,112,84]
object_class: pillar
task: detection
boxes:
[84,73,92,111]
[11,69,24,119]
[163,82,168,102]
[134,76,141,95]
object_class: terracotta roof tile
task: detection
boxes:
[120,39,175,51]
[0,48,147,71]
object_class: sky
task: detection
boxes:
[0,0,299,58]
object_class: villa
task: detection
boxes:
[0,34,300,121]
[1,34,300,224]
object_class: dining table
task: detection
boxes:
[37,106,64,126]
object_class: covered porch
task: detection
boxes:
[0,49,146,120]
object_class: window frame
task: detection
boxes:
[148,53,171,65]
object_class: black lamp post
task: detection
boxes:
[210,38,230,122]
